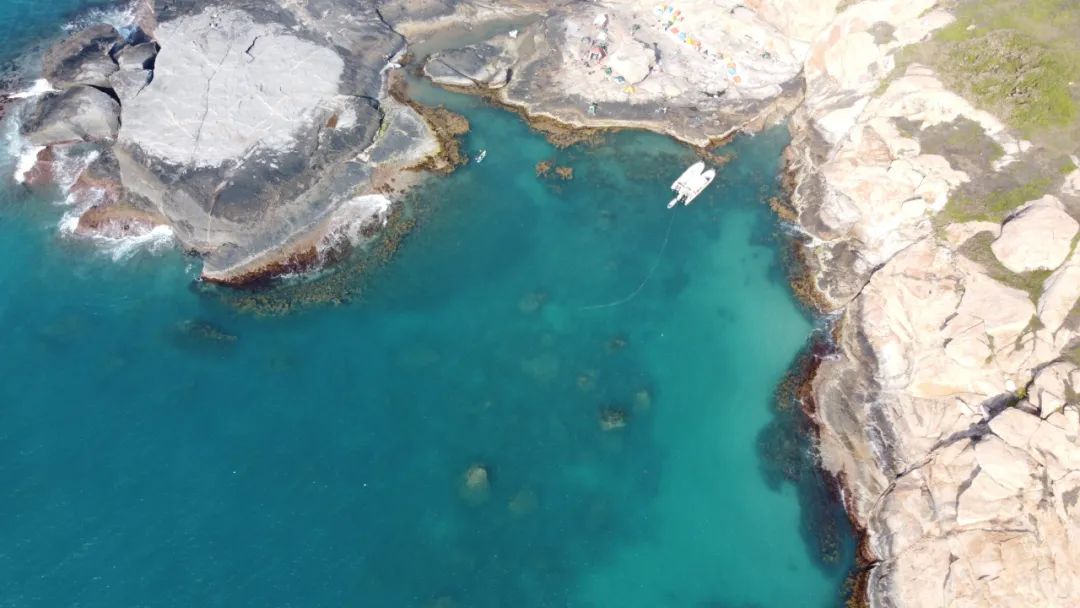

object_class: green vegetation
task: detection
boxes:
[957,231,1053,302]
[1016,315,1045,351]
[1068,345,1080,366]
[881,1,1080,228]
[911,117,1005,173]
[1059,156,1078,175]
[927,1,1080,138]
[938,176,1052,224]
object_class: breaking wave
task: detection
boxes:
[5,106,174,262]
[317,194,392,256]
[7,78,57,100]
[63,1,138,39]
[62,217,176,262]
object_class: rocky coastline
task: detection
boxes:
[5,1,1080,606]
[398,1,1080,605]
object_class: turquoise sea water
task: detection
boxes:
[1,4,852,606]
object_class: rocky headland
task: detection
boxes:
[5,0,1080,605]
[12,0,445,284]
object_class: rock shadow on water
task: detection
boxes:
[756,334,855,584]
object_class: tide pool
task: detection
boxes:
[0,5,853,606]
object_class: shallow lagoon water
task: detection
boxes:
[0,5,852,606]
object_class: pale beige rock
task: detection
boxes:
[973,435,1034,491]
[1027,362,1080,416]
[788,3,1080,606]
[991,195,1079,273]
[1038,246,1080,333]
[943,221,999,248]
[1062,158,1080,197]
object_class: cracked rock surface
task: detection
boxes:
[20,0,440,283]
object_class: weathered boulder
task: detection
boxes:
[41,24,122,89]
[992,195,1079,273]
[425,42,516,89]
[1026,362,1079,416]
[114,42,157,70]
[1038,246,1080,333]
[109,69,152,102]
[20,85,120,145]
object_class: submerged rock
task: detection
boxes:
[599,407,628,431]
[517,290,547,313]
[169,319,239,353]
[508,488,538,516]
[606,335,628,353]
[576,370,597,392]
[632,388,652,413]
[459,463,491,504]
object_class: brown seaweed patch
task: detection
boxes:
[169,318,238,354]
[768,194,799,223]
[757,331,855,583]
[430,80,610,148]
[388,71,470,174]
[210,204,417,315]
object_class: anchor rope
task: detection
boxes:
[580,210,677,311]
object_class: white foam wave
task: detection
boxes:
[58,209,176,261]
[12,143,44,184]
[321,194,392,249]
[101,225,176,261]
[7,78,57,100]
[63,2,138,38]
[4,115,45,185]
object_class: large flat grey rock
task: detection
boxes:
[425,43,515,88]
[120,8,344,168]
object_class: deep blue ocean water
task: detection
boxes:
[0,3,853,606]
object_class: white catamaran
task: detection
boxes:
[667,161,716,208]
